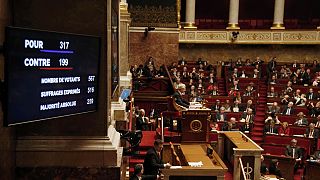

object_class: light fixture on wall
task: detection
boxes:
[144,27,155,37]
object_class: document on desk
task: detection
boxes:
[170,166,182,169]
[188,161,203,167]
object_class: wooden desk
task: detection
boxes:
[181,109,211,142]
[305,160,320,180]
[162,144,228,180]
[263,154,295,180]
[218,131,263,180]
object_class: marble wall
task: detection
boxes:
[179,44,320,64]
[129,31,179,68]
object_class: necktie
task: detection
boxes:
[246,115,250,122]
[309,130,314,138]
[270,126,273,133]
[292,148,295,158]
[309,94,313,100]
[286,108,290,115]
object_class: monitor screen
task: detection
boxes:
[4,27,101,126]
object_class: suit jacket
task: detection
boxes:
[285,145,303,159]
[240,124,251,132]
[216,112,227,121]
[211,104,221,111]
[294,118,309,126]
[241,113,255,123]
[306,92,318,100]
[304,128,319,139]
[172,91,189,108]
[264,125,278,134]
[143,148,164,176]
[268,106,281,114]
[282,107,295,115]
[136,116,149,131]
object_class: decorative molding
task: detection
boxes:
[179,30,320,44]
[16,134,120,167]
[129,27,180,34]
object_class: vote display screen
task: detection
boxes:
[4,27,100,126]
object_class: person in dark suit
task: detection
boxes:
[306,88,318,100]
[172,83,189,108]
[210,100,221,112]
[282,102,295,115]
[240,108,255,123]
[130,164,144,180]
[311,150,320,160]
[215,107,228,122]
[269,159,282,178]
[285,139,303,172]
[178,57,187,66]
[264,120,278,134]
[143,139,171,177]
[304,123,319,139]
[294,112,309,126]
[240,119,251,133]
[136,109,151,131]
[130,164,157,180]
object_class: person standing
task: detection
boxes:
[285,139,303,173]
[143,139,171,177]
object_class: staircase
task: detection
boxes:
[217,78,227,96]
[128,131,156,177]
[251,82,268,144]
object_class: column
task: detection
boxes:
[184,0,197,30]
[254,155,262,180]
[119,0,131,76]
[271,0,285,29]
[233,154,241,180]
[227,0,240,29]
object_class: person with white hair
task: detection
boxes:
[282,101,295,115]
[172,83,189,108]
[285,139,302,173]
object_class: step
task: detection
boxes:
[251,137,264,141]
[253,127,264,131]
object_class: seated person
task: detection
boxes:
[314,114,320,128]
[240,100,255,114]
[240,119,251,133]
[267,86,278,97]
[268,102,281,114]
[311,150,320,160]
[243,85,254,96]
[304,123,319,139]
[295,94,307,107]
[211,99,221,112]
[285,139,303,173]
[294,112,309,126]
[143,139,171,177]
[130,164,156,180]
[264,120,278,134]
[232,100,240,112]
[278,122,290,136]
[222,100,232,112]
[265,112,281,124]
[281,95,290,105]
[222,117,239,131]
[240,108,254,123]
[210,120,220,131]
[172,83,190,108]
[216,107,228,122]
[269,159,282,178]
[282,102,295,115]
[136,109,151,131]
